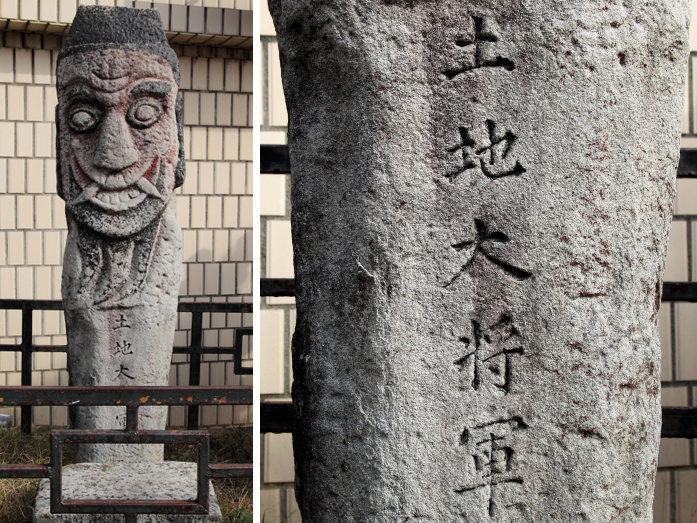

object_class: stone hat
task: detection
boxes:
[57,5,180,84]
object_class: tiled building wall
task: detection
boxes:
[260,1,697,521]
[0,2,253,429]
[260,1,296,520]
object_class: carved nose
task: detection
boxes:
[92,112,138,172]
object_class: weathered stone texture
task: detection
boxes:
[269,1,690,521]
[57,6,184,463]
[33,462,222,522]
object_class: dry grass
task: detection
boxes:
[165,427,253,523]
[0,427,55,523]
[0,426,253,523]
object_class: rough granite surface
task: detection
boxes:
[269,1,690,521]
[57,6,185,463]
[33,462,222,522]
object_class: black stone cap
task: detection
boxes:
[57,6,180,84]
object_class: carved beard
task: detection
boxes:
[72,208,162,308]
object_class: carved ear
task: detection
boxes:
[55,104,64,200]
[174,93,186,188]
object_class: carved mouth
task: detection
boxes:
[69,157,162,212]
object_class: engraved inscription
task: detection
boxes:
[447,120,525,180]
[455,315,523,393]
[456,418,527,518]
[444,16,514,79]
[447,219,532,286]
[115,364,135,380]
[113,314,131,330]
[114,340,133,355]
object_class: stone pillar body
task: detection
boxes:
[57,6,185,463]
[270,1,689,521]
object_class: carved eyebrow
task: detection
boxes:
[128,81,171,99]
[64,85,100,103]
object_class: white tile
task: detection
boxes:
[178,56,192,90]
[675,303,697,380]
[264,432,295,483]
[39,0,57,21]
[16,122,33,157]
[658,304,671,381]
[20,0,38,20]
[237,262,251,294]
[223,128,238,160]
[229,229,244,261]
[224,59,239,92]
[214,161,230,194]
[7,85,24,121]
[204,262,219,295]
[183,91,199,125]
[266,220,294,278]
[207,128,223,160]
[35,122,52,157]
[260,0,275,36]
[58,0,76,23]
[677,470,697,522]
[200,92,215,125]
[222,8,238,36]
[208,57,224,91]
[44,85,57,121]
[190,127,207,160]
[664,220,688,281]
[205,6,222,35]
[232,93,247,127]
[260,310,285,394]
[188,5,204,33]
[26,86,43,121]
[170,4,187,31]
[0,49,13,83]
[239,9,251,36]
[675,179,697,214]
[240,59,252,93]
[198,161,214,193]
[260,130,287,145]
[239,128,252,161]
[192,57,208,90]
[268,42,288,126]
[231,162,245,194]
[260,174,286,216]
[0,0,19,19]
[238,195,251,228]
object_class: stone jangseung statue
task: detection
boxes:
[57,6,184,463]
[271,1,689,521]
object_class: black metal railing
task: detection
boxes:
[258,145,697,437]
[0,299,253,433]
[0,386,252,522]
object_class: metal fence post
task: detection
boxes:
[187,311,203,430]
[21,305,33,434]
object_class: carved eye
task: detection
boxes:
[68,108,100,133]
[126,99,163,129]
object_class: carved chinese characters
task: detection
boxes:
[271,1,688,522]
[455,316,524,394]
[442,16,515,79]
[57,6,184,463]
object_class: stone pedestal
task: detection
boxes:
[33,462,222,523]
[270,1,690,521]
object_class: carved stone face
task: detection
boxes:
[57,49,179,238]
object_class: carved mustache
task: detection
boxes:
[69,156,163,212]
